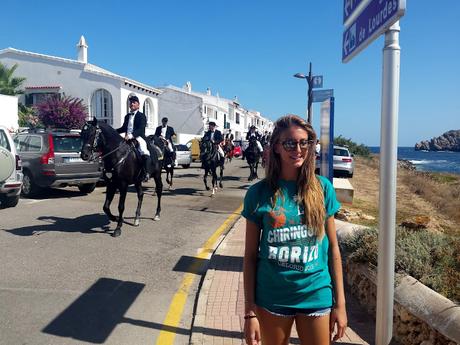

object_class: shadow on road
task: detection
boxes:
[42,278,144,344]
[5,213,111,236]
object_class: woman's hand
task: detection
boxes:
[330,305,347,341]
[244,317,261,345]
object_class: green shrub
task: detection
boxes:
[334,135,370,157]
[341,227,460,302]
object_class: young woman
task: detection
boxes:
[242,115,347,345]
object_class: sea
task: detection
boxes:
[368,147,460,175]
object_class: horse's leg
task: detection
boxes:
[219,162,224,189]
[103,182,118,222]
[153,171,162,221]
[133,181,143,227]
[211,166,218,196]
[113,182,127,237]
[203,167,210,190]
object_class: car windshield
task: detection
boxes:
[175,144,189,151]
[0,130,11,151]
[53,135,82,152]
[334,148,350,157]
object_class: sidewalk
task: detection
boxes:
[190,217,375,345]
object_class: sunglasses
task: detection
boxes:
[280,139,314,151]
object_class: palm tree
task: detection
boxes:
[0,62,26,95]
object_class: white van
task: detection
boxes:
[0,126,23,208]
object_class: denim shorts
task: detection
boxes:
[260,305,332,318]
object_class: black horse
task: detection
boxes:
[80,119,163,237]
[147,135,175,190]
[200,138,224,196]
[245,136,261,181]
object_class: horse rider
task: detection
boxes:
[246,125,263,152]
[155,117,177,166]
[116,95,151,181]
[203,121,224,158]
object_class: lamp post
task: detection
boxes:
[294,62,313,124]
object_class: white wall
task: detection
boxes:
[0,94,19,130]
[0,51,159,132]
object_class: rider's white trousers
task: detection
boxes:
[120,133,149,155]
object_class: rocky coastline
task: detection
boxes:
[415,129,460,151]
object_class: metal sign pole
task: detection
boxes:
[376,21,401,345]
[328,97,335,183]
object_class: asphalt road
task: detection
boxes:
[0,158,256,345]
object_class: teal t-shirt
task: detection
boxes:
[242,176,340,310]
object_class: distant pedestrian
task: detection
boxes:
[242,114,347,345]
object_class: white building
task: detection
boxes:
[159,82,273,143]
[0,36,161,134]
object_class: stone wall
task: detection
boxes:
[345,261,460,345]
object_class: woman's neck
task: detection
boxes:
[280,168,298,181]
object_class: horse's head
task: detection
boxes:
[80,118,101,161]
[200,138,214,158]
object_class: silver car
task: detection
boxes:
[0,126,23,208]
[174,144,192,169]
[333,145,354,178]
[315,145,354,178]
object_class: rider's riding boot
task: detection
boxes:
[142,155,152,182]
[172,151,177,166]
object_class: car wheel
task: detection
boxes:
[348,172,354,178]
[181,164,190,169]
[78,183,97,194]
[22,171,40,198]
[0,195,20,208]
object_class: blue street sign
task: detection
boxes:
[343,0,367,26]
[312,75,323,89]
[342,0,405,63]
[312,89,334,103]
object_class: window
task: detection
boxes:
[91,89,113,125]
[27,136,42,152]
[0,130,11,151]
[25,93,59,106]
[143,98,154,127]
[236,112,240,124]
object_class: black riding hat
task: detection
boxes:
[128,95,139,103]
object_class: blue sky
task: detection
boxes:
[1,0,458,146]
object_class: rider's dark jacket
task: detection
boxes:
[203,129,223,144]
[154,125,176,142]
[246,130,261,141]
[116,111,147,139]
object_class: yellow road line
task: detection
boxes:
[155,204,243,344]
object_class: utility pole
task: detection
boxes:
[307,62,313,124]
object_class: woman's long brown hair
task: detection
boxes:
[265,114,326,238]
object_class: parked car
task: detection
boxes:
[0,126,23,208]
[174,144,192,169]
[13,128,102,197]
[315,145,354,178]
[232,142,242,158]
[234,140,249,159]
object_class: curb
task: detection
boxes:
[189,215,243,345]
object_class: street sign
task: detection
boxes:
[311,75,323,89]
[343,0,368,26]
[342,0,405,63]
[312,89,333,103]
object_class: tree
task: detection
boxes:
[18,104,42,128]
[0,62,26,95]
[334,135,370,156]
[36,95,88,129]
